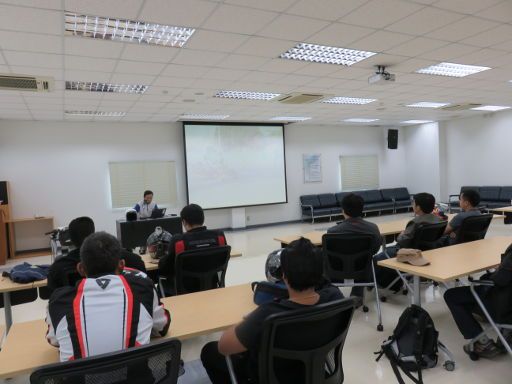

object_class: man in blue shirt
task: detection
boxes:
[134,190,159,219]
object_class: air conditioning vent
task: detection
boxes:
[0,75,54,92]
[441,103,482,111]
[276,93,330,104]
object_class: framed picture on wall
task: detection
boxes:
[303,154,322,183]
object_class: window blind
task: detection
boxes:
[340,155,379,191]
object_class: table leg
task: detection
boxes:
[412,275,421,306]
[3,292,12,333]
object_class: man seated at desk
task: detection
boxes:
[134,190,159,219]
[46,232,170,362]
[443,189,482,244]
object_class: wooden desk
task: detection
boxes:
[490,206,512,213]
[378,236,511,305]
[0,284,255,379]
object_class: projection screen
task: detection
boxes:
[183,122,288,209]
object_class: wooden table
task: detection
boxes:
[0,284,255,379]
[378,236,511,305]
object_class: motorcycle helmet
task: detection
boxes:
[146,226,173,259]
[126,209,138,222]
[265,248,284,283]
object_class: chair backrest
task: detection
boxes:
[300,195,322,209]
[455,214,493,244]
[409,221,448,251]
[174,245,231,295]
[258,298,355,384]
[322,234,376,282]
[30,338,182,384]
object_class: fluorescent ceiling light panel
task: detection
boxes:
[344,118,379,123]
[401,120,434,124]
[65,110,125,116]
[471,105,511,111]
[406,102,449,108]
[323,97,376,105]
[214,91,281,100]
[416,62,490,77]
[181,114,230,120]
[280,43,376,66]
[270,116,311,121]
[65,12,195,48]
[66,81,148,94]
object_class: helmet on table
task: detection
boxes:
[146,226,173,259]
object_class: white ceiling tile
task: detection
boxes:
[65,56,117,72]
[139,0,217,27]
[9,66,63,80]
[185,31,248,53]
[64,69,112,83]
[477,1,512,23]
[340,0,423,28]
[239,71,283,84]
[258,58,309,73]
[390,58,437,73]
[426,17,499,42]
[273,74,316,86]
[188,78,236,90]
[223,0,297,12]
[217,54,269,70]
[257,14,329,41]
[4,51,63,69]
[308,22,375,47]
[201,4,277,34]
[350,31,414,53]
[64,37,124,59]
[461,25,512,47]
[161,64,210,78]
[419,43,480,61]
[386,37,450,57]
[386,7,465,35]
[109,73,155,85]
[286,0,368,21]
[234,37,295,58]
[121,44,179,63]
[452,48,508,66]
[0,31,62,54]
[202,68,248,81]
[64,0,144,19]
[172,49,226,66]
[0,5,62,35]
[152,76,196,88]
[432,0,503,13]
[115,60,165,75]
[0,0,62,9]
[292,63,341,76]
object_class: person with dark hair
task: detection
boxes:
[158,204,227,291]
[200,238,343,383]
[134,190,159,219]
[46,232,170,362]
[444,189,481,242]
[327,193,382,298]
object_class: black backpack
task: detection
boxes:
[375,305,439,384]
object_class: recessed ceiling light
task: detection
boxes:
[65,110,125,117]
[406,102,450,108]
[323,97,377,105]
[344,118,379,123]
[471,105,511,112]
[416,62,490,77]
[65,13,195,47]
[270,116,311,122]
[181,114,230,120]
[214,91,281,100]
[66,81,148,94]
[401,120,434,124]
[280,43,376,66]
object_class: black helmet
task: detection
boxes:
[265,248,284,283]
[126,209,137,222]
[146,226,173,259]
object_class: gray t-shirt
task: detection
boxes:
[327,217,382,254]
[449,209,481,232]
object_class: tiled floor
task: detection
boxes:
[2,212,512,383]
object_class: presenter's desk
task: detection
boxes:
[0,284,255,379]
[116,215,183,250]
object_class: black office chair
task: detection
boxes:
[30,338,182,384]
[409,221,448,251]
[322,233,383,331]
[39,270,82,300]
[455,213,493,244]
[226,298,355,384]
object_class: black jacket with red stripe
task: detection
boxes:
[46,269,170,362]
[158,226,227,278]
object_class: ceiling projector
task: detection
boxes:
[368,66,396,85]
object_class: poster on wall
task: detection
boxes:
[303,154,322,183]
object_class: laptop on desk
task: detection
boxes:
[151,208,166,219]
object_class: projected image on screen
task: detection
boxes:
[184,123,287,209]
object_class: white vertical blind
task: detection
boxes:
[340,155,379,191]
[109,161,177,209]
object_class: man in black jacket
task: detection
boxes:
[47,217,146,296]
[444,246,512,358]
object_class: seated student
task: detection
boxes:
[47,217,146,296]
[444,245,512,358]
[159,204,227,281]
[327,193,382,298]
[46,232,170,362]
[444,189,481,243]
[200,238,343,384]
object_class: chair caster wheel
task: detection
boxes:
[469,352,479,361]
[380,296,387,302]
[444,361,455,371]
[362,305,369,313]
[377,324,384,332]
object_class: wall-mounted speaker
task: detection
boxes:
[387,129,398,149]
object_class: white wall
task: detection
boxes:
[403,122,441,200]
[0,120,407,233]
